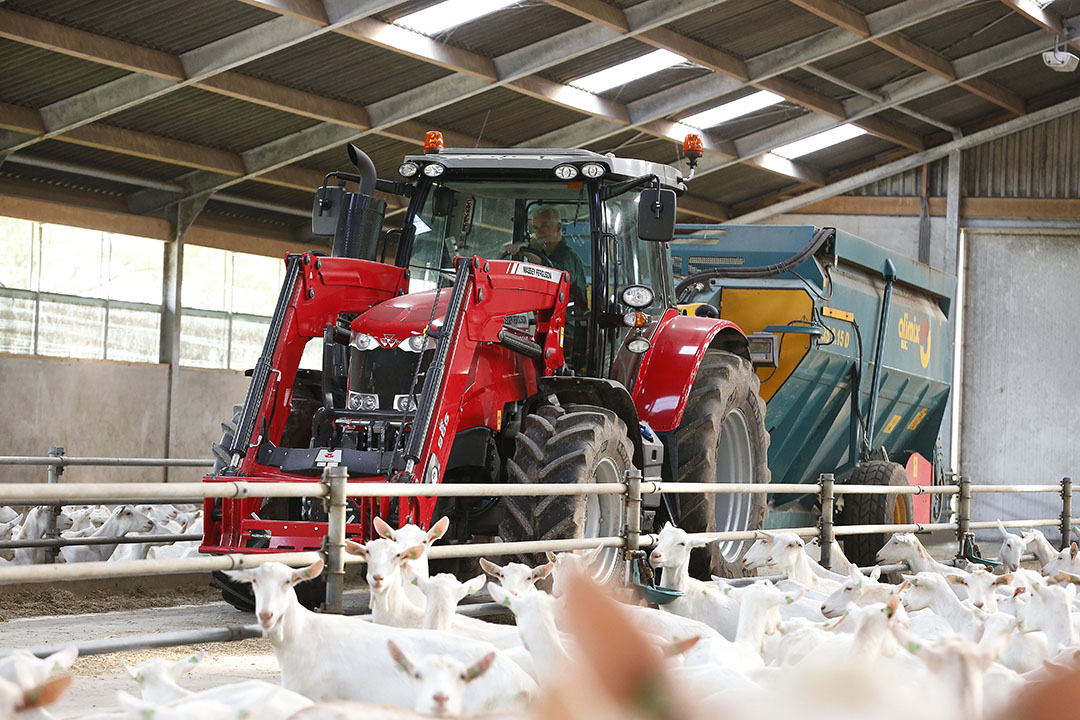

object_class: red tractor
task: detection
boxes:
[203,134,770,609]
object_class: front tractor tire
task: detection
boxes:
[499,403,631,584]
[676,350,771,579]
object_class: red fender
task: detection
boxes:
[631,309,748,432]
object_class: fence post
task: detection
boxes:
[43,446,65,564]
[323,464,347,614]
[819,473,835,570]
[1061,477,1073,550]
[956,474,971,559]
[624,468,642,584]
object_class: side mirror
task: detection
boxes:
[312,185,345,236]
[638,188,676,242]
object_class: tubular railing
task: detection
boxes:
[0,451,1073,658]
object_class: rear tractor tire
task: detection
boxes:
[837,461,913,568]
[498,403,631,584]
[675,350,771,579]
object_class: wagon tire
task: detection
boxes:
[837,461,913,568]
[498,403,632,584]
[676,350,771,579]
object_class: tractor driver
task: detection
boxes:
[520,206,588,307]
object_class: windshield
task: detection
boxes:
[406,180,592,302]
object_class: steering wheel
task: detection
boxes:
[501,247,548,266]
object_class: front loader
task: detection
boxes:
[203,134,771,608]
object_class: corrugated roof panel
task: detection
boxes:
[904,86,1000,129]
[672,92,811,142]
[690,163,801,206]
[236,32,453,106]
[105,86,320,154]
[902,4,1029,61]
[3,0,275,55]
[540,37,656,86]
[604,66,713,105]
[21,140,187,182]
[298,135,417,177]
[873,107,939,137]
[983,56,1080,104]
[0,163,130,197]
[413,87,586,146]
[817,44,922,91]
[223,180,313,209]
[669,1,835,61]
[0,38,128,108]
[379,3,588,58]
[803,133,899,173]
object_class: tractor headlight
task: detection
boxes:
[626,337,651,354]
[399,334,434,353]
[394,394,419,412]
[581,163,606,179]
[352,332,378,351]
[348,392,379,411]
[422,163,446,177]
[398,162,419,177]
[621,285,654,309]
[554,164,578,180]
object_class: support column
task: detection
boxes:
[945,150,962,273]
[161,195,211,481]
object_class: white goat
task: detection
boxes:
[806,536,858,575]
[1022,528,1060,568]
[487,583,571,687]
[1042,542,1080,577]
[545,546,604,597]
[947,567,1013,612]
[387,639,495,717]
[1016,580,1077,654]
[648,523,740,639]
[0,507,18,524]
[59,506,152,563]
[877,533,961,576]
[0,674,71,720]
[406,569,521,651]
[123,652,204,703]
[10,508,73,565]
[480,557,554,597]
[372,515,449,608]
[223,559,534,712]
[997,520,1027,573]
[760,531,844,592]
[0,520,16,562]
[345,538,425,627]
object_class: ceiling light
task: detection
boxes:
[395,0,519,36]
[680,91,785,129]
[569,49,687,94]
[771,124,867,159]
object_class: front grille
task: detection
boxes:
[348,347,432,412]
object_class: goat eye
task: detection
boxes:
[460,673,467,681]
[678,542,686,547]
[414,673,421,679]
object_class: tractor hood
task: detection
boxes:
[349,289,448,348]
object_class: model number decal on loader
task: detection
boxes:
[508,262,560,283]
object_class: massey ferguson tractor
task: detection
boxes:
[202,133,770,609]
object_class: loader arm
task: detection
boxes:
[398,255,570,525]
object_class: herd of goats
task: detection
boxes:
[4,507,1080,720]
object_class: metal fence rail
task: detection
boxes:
[0,452,1074,660]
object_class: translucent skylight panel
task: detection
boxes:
[569,49,687,94]
[771,124,867,159]
[680,91,785,129]
[395,0,519,35]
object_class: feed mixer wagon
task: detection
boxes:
[671,225,956,565]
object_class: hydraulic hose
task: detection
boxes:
[675,226,836,298]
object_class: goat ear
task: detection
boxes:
[946,574,967,586]
[870,566,882,581]
[847,565,862,581]
[291,558,324,584]
[46,646,78,673]
[427,516,450,543]
[997,519,1011,540]
[1012,586,1026,598]
[995,574,1014,586]
[479,558,503,577]
[1072,542,1078,559]
[894,579,911,596]
[463,574,487,596]
[586,544,605,563]
[222,568,256,584]
[122,663,140,681]
[19,674,72,711]
[172,651,204,677]
[901,574,918,586]
[487,582,513,608]
[466,652,496,682]
[387,640,414,675]
[662,636,700,658]
[530,560,555,581]
[397,544,426,562]
[545,551,558,564]
[344,540,367,558]
[372,516,395,539]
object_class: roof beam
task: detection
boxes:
[685,21,1066,181]
[725,93,1080,224]
[519,0,970,156]
[788,0,1025,116]
[0,2,402,154]
[998,0,1080,52]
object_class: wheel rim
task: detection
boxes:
[893,495,908,525]
[713,408,754,562]
[584,456,624,582]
